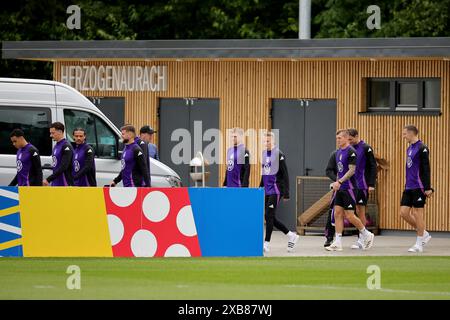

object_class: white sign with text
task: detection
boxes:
[61,65,168,92]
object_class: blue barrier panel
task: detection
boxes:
[188,188,264,257]
[0,187,23,257]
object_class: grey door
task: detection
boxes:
[272,99,336,230]
[159,98,220,187]
[88,97,125,129]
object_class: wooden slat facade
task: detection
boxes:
[53,59,450,231]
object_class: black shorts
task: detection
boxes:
[401,189,427,208]
[334,190,356,211]
[355,189,368,206]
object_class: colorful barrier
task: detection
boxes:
[0,187,22,257]
[0,187,264,257]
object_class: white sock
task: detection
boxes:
[359,228,370,237]
[416,236,423,246]
[335,233,342,245]
[287,231,296,238]
[264,241,270,247]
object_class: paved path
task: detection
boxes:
[265,231,450,257]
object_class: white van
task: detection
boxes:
[0,78,181,187]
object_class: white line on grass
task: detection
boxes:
[283,284,450,297]
[33,285,55,289]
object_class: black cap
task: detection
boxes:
[140,125,156,134]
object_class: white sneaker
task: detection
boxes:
[362,232,375,250]
[408,244,423,253]
[263,242,270,253]
[350,237,363,249]
[422,231,432,246]
[287,233,300,252]
[325,241,343,251]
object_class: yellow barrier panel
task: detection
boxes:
[19,187,113,257]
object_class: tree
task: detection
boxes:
[1,0,448,79]
[313,0,450,38]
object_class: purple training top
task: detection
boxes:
[335,145,357,190]
[353,140,369,190]
[262,147,281,196]
[73,142,95,186]
[16,143,34,186]
[50,138,73,186]
[225,144,246,187]
[405,140,427,190]
[121,142,144,187]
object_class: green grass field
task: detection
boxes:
[1,256,450,300]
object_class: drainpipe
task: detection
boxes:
[299,0,311,39]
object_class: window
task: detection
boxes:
[63,109,96,146]
[95,117,118,158]
[424,79,440,110]
[397,82,419,109]
[64,109,118,159]
[0,106,52,155]
[366,78,441,113]
[369,80,390,109]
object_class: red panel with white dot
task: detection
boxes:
[104,187,202,257]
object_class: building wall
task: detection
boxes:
[53,59,450,231]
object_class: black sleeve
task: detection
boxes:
[365,145,377,187]
[73,146,95,180]
[259,175,264,188]
[240,149,251,187]
[135,146,151,187]
[326,151,337,181]
[29,147,43,186]
[348,148,357,166]
[47,145,72,182]
[139,141,150,170]
[8,175,18,186]
[113,171,122,184]
[278,152,290,199]
[419,144,431,191]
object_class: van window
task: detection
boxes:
[0,106,52,156]
[63,109,96,146]
[64,109,117,159]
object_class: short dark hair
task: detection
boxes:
[120,124,136,134]
[72,127,86,135]
[10,128,24,138]
[336,129,349,136]
[404,125,419,135]
[140,125,156,135]
[347,128,359,137]
[50,122,65,132]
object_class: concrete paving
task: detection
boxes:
[265,231,450,257]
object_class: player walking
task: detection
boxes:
[260,132,299,253]
[347,128,377,249]
[400,125,433,253]
[8,129,43,186]
[325,129,375,251]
